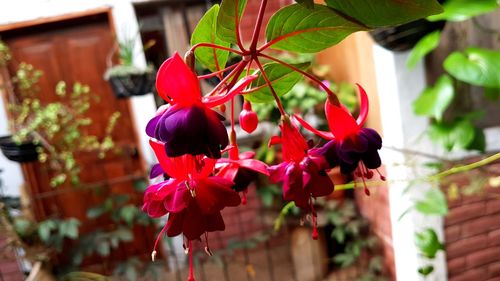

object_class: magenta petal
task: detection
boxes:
[166,212,185,237]
[238,159,270,176]
[282,163,303,201]
[307,171,334,197]
[156,52,200,105]
[143,200,167,218]
[183,203,205,240]
[205,212,225,232]
[163,183,190,213]
[268,162,287,183]
[196,177,240,214]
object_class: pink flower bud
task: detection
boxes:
[239,101,258,133]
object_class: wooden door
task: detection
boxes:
[0,11,155,270]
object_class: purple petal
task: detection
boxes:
[149,163,164,179]
[146,114,162,137]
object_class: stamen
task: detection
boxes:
[360,173,370,196]
[359,162,373,179]
[185,181,196,198]
[204,233,213,256]
[376,168,386,181]
[151,223,168,261]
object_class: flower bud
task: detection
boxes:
[239,101,258,133]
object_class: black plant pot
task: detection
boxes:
[0,135,39,163]
[370,19,446,52]
[108,72,155,99]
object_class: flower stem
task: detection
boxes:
[234,0,246,52]
[190,43,244,56]
[254,57,286,116]
[258,53,340,106]
[198,63,238,80]
[250,0,268,51]
[207,60,248,96]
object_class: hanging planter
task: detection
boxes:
[106,69,155,99]
[370,19,446,52]
[0,135,39,163]
[104,36,156,99]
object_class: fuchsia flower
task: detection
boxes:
[294,85,384,191]
[143,139,241,242]
[268,117,334,238]
[146,53,256,158]
[216,145,269,203]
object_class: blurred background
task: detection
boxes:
[0,1,499,281]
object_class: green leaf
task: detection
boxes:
[485,87,500,100]
[191,5,230,72]
[418,265,435,276]
[115,228,134,242]
[265,4,368,53]
[38,220,57,243]
[216,0,248,45]
[466,127,486,153]
[444,48,500,88]
[331,227,346,244]
[415,228,444,258]
[407,30,441,69]
[295,0,314,9]
[120,205,138,225]
[14,218,33,237]
[428,0,499,22]
[60,218,80,239]
[413,75,454,121]
[415,188,448,216]
[97,241,110,257]
[428,119,476,151]
[245,62,309,103]
[325,0,443,27]
[87,206,106,219]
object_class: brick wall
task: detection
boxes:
[0,235,24,281]
[445,161,500,281]
[354,167,396,280]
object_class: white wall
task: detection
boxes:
[374,46,448,281]
[0,0,158,197]
[0,97,24,197]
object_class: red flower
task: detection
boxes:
[268,117,333,239]
[216,145,269,203]
[143,139,241,241]
[268,118,333,208]
[146,53,256,158]
[294,85,383,183]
